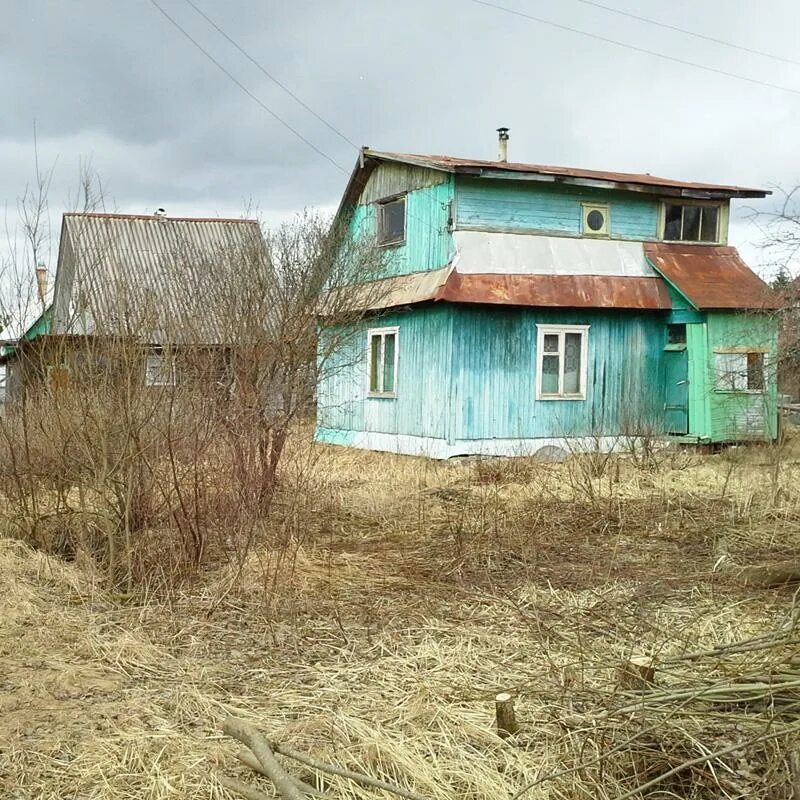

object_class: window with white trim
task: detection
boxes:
[714,351,765,392]
[368,327,398,396]
[536,325,589,400]
[145,352,177,386]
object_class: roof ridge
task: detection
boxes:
[362,149,768,197]
[63,211,259,224]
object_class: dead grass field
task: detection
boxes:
[2,434,800,799]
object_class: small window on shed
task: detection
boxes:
[667,324,687,346]
[377,196,406,246]
[145,352,177,386]
[581,203,609,237]
[714,351,765,392]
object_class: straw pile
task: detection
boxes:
[2,435,800,798]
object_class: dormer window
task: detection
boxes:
[663,203,720,243]
[377,195,406,246]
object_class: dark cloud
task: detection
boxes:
[1,0,798,271]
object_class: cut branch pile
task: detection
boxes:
[221,717,429,800]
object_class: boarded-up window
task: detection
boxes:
[715,351,765,391]
[536,325,589,400]
[368,327,398,396]
[377,197,406,246]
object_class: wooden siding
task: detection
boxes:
[317,305,669,444]
[449,307,667,441]
[455,176,660,241]
[358,162,447,205]
[706,311,778,441]
[316,306,453,439]
[351,179,454,279]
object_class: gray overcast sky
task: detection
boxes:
[1,0,798,274]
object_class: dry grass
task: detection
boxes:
[3,433,800,799]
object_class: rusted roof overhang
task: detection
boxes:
[363,150,769,199]
[320,269,671,313]
[644,243,779,310]
[437,273,671,310]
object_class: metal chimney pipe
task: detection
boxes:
[497,127,509,162]
[35,264,47,306]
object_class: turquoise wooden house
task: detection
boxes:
[316,137,778,458]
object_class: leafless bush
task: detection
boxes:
[0,163,388,591]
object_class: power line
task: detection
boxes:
[181,0,360,150]
[572,0,800,68]
[148,0,349,173]
[469,0,800,97]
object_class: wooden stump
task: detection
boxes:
[495,692,519,738]
[616,656,656,690]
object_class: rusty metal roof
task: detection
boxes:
[322,269,671,313]
[437,273,671,310]
[362,150,769,199]
[644,243,779,310]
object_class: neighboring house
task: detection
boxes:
[1,211,267,401]
[316,140,779,458]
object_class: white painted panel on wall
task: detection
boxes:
[452,231,656,278]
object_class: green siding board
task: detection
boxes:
[686,322,711,438]
[455,177,659,240]
[350,177,454,280]
[706,312,778,441]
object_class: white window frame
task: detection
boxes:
[367,326,399,397]
[713,349,767,393]
[581,203,610,237]
[145,352,177,387]
[661,201,722,244]
[536,324,590,400]
[376,195,406,247]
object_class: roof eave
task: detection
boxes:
[470,168,769,199]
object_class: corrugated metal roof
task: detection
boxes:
[52,212,267,344]
[322,269,670,312]
[319,266,452,315]
[438,273,671,310]
[644,243,779,310]
[362,150,769,199]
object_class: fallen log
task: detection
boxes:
[237,749,325,797]
[223,717,304,800]
[271,739,429,800]
[218,774,272,800]
[738,563,800,588]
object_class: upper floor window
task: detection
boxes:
[536,324,589,400]
[377,196,406,246]
[581,203,609,237]
[663,203,720,243]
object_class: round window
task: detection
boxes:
[586,209,605,231]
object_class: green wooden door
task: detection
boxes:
[664,347,689,434]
